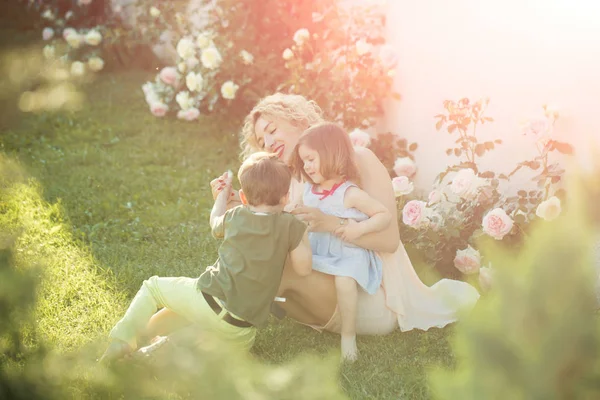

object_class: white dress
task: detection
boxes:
[303,181,383,295]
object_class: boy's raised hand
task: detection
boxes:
[210,171,237,201]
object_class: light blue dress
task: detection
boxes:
[303,181,383,295]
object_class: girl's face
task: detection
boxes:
[254,116,304,163]
[298,144,324,184]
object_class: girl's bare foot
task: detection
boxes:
[340,334,358,362]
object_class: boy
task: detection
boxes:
[100,152,312,362]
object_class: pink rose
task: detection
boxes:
[177,107,200,121]
[482,208,514,240]
[402,200,428,228]
[159,67,179,87]
[348,128,371,148]
[428,189,441,205]
[522,115,553,142]
[393,157,417,178]
[150,102,168,117]
[392,176,414,197]
[451,168,484,199]
[454,245,481,275]
[42,27,54,40]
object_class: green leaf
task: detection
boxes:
[475,143,485,157]
[518,190,527,197]
[454,148,462,157]
[446,148,453,156]
[552,141,574,155]
[435,119,444,131]
[480,171,495,179]
[391,92,402,101]
[408,142,418,152]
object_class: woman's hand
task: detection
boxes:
[291,206,338,233]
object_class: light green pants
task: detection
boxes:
[109,276,256,351]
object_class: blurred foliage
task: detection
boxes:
[429,176,600,399]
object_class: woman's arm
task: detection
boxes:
[292,148,400,253]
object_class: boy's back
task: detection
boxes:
[198,205,306,327]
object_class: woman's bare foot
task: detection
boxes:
[340,334,358,362]
[99,340,132,364]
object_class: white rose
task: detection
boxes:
[186,56,199,69]
[454,245,481,275]
[85,30,102,46]
[221,80,239,100]
[177,107,200,121]
[355,39,372,56]
[282,48,294,60]
[150,6,161,18]
[43,45,55,59]
[186,72,203,92]
[42,10,54,20]
[451,168,485,199]
[200,47,222,69]
[535,196,561,221]
[42,27,54,41]
[175,91,194,110]
[196,33,212,49]
[176,38,196,60]
[70,61,85,77]
[87,56,105,72]
[482,208,514,240]
[239,50,254,65]
[62,27,76,39]
[293,28,310,46]
[393,157,417,178]
[65,10,74,20]
[66,33,82,48]
[177,62,187,73]
[348,128,371,147]
[392,176,414,197]
[522,114,553,143]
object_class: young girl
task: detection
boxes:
[289,122,391,361]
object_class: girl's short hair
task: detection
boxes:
[289,122,361,186]
[239,93,324,160]
[238,152,291,206]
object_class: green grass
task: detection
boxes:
[0,24,455,396]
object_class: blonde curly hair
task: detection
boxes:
[240,93,324,159]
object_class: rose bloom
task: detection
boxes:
[78,0,92,5]
[150,6,161,17]
[176,91,194,110]
[177,107,200,121]
[393,156,417,178]
[65,10,74,20]
[201,47,222,69]
[482,208,514,240]
[454,245,481,275]
[85,30,102,46]
[355,39,372,56]
[186,72,203,92]
[186,56,200,69]
[428,189,442,205]
[176,38,196,60]
[42,9,54,20]
[293,28,310,46]
[348,128,371,147]
[392,176,414,197]
[451,168,483,199]
[159,67,179,86]
[535,196,561,221]
[43,45,55,59]
[42,27,54,41]
[66,33,83,49]
[282,48,294,60]
[402,200,428,228]
[70,61,85,77]
[177,62,187,73]
[62,27,76,39]
[150,102,168,117]
[221,81,239,100]
[88,56,104,72]
[522,114,553,143]
[312,12,324,22]
[196,33,212,49]
[240,50,254,65]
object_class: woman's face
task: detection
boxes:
[254,115,305,163]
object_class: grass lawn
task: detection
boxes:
[0,18,456,399]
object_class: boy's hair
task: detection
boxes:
[238,152,292,206]
[289,122,361,185]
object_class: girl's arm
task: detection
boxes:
[340,186,391,240]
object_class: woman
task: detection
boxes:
[146,93,479,341]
